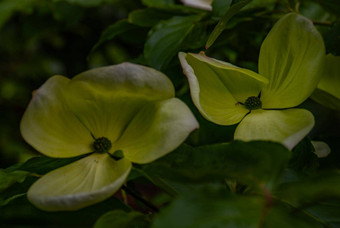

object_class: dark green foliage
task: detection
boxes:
[1,0,340,227]
[0,169,29,191]
[144,15,203,69]
[205,0,253,49]
[0,196,130,227]
[323,22,340,55]
[89,20,140,57]
[262,202,324,228]
[289,137,319,175]
[152,190,264,228]
[94,210,150,228]
[14,154,87,175]
[144,141,291,189]
[128,8,176,27]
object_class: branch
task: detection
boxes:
[122,186,159,213]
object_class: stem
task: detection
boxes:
[132,167,178,197]
[294,2,300,13]
[284,0,294,12]
[121,188,128,205]
[261,184,273,207]
[122,186,159,213]
[232,181,237,193]
[311,19,333,26]
[258,184,273,228]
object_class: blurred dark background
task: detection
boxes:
[0,0,147,167]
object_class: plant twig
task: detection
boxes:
[311,19,333,26]
[258,183,273,228]
[122,186,159,213]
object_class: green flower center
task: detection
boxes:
[93,137,112,153]
[244,96,262,110]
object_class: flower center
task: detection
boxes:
[244,96,262,110]
[93,137,112,153]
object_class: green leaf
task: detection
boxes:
[311,0,340,16]
[289,137,319,175]
[152,188,263,228]
[144,15,202,70]
[128,6,202,28]
[89,20,139,57]
[182,22,210,49]
[311,88,340,110]
[276,171,340,206]
[243,0,277,10]
[0,169,29,191]
[0,193,26,207]
[52,1,84,24]
[94,210,150,228]
[0,0,35,30]
[54,0,104,7]
[0,195,130,227]
[323,21,340,55]
[299,1,335,21]
[142,0,174,7]
[128,8,176,27]
[263,202,324,228]
[275,172,340,227]
[0,176,36,207]
[211,0,232,18]
[15,154,87,175]
[205,0,253,49]
[306,201,340,228]
[144,141,291,189]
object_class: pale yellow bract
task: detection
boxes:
[311,54,340,110]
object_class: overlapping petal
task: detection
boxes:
[113,98,199,164]
[179,52,268,125]
[234,109,314,150]
[71,63,175,100]
[311,54,340,110]
[259,13,325,109]
[20,76,93,158]
[63,63,176,142]
[28,153,131,211]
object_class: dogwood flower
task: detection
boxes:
[179,13,325,149]
[311,54,340,110]
[21,63,198,211]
